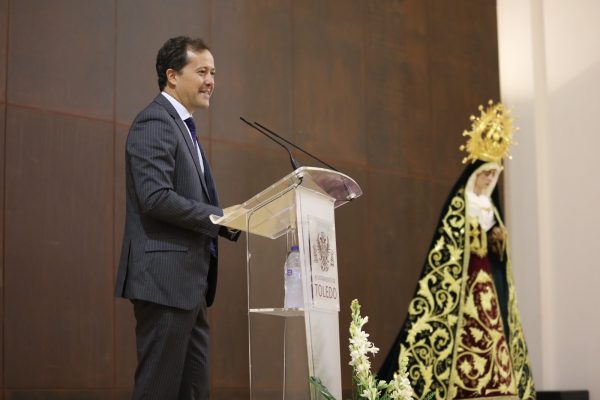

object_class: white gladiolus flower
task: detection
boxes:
[348,299,416,400]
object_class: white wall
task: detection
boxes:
[498,0,600,398]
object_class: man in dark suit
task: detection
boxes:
[115,36,239,400]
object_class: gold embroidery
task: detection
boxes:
[468,217,488,258]
[404,191,466,399]
[401,189,536,400]
[448,266,517,398]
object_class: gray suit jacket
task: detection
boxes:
[115,94,235,310]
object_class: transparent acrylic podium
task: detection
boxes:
[212,167,362,400]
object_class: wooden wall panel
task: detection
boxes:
[367,172,439,362]
[292,0,367,165]
[364,0,433,176]
[0,3,6,393]
[210,0,293,146]
[0,0,7,101]
[0,104,4,390]
[7,0,114,119]
[0,0,501,397]
[115,0,211,126]
[1,3,7,389]
[426,0,501,181]
[113,125,136,388]
[4,108,114,388]
[5,390,111,400]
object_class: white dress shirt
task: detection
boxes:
[161,91,204,173]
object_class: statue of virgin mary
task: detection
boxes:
[378,102,535,400]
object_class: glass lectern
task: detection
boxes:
[212,167,362,399]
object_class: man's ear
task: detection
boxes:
[166,68,178,87]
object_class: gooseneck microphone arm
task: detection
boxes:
[239,117,300,171]
[253,122,338,172]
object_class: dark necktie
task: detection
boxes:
[183,118,217,201]
[183,117,219,257]
[183,117,204,171]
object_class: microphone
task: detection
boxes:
[239,117,300,170]
[253,121,338,172]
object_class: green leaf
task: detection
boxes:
[309,376,337,400]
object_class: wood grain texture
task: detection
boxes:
[4,107,114,387]
[0,0,500,396]
[7,0,114,119]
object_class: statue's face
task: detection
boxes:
[474,169,498,195]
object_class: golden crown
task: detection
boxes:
[460,100,516,164]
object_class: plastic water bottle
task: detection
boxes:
[284,245,303,308]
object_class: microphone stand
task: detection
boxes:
[240,117,354,203]
[239,117,300,171]
[253,122,338,172]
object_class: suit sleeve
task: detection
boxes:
[219,226,241,241]
[127,113,223,237]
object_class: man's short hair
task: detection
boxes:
[156,36,210,91]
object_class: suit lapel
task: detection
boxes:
[153,95,212,202]
[197,144,219,206]
[174,116,212,200]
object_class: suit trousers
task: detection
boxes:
[131,299,210,400]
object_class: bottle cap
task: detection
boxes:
[291,245,299,251]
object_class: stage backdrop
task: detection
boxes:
[0,0,499,399]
